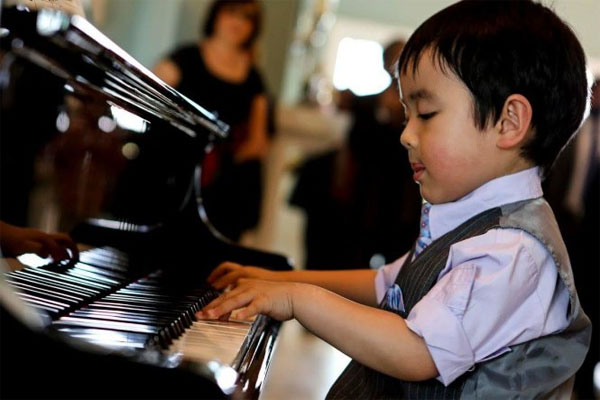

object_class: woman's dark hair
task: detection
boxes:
[202,0,262,49]
[397,0,590,176]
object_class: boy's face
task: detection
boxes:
[399,49,501,204]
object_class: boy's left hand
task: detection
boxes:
[198,279,299,322]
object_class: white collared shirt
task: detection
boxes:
[374,167,570,385]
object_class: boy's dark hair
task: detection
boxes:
[397,0,589,175]
[202,0,262,49]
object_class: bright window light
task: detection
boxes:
[332,37,391,96]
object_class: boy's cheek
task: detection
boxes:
[424,145,452,174]
[429,146,473,176]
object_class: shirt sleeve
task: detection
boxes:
[404,228,570,386]
[374,252,409,304]
[168,45,194,71]
[247,67,266,97]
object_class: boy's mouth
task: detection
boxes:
[410,163,426,181]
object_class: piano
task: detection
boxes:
[0,5,292,399]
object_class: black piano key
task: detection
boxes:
[12,292,73,316]
[71,309,174,326]
[53,327,152,349]
[94,298,190,333]
[92,301,192,324]
[89,298,190,320]
[97,302,196,331]
[118,286,210,316]
[95,295,194,330]
[12,270,100,295]
[90,301,184,314]
[105,293,190,307]
[65,269,122,287]
[52,317,173,348]
[85,303,178,321]
[7,281,83,305]
[5,272,92,299]
[118,288,199,300]
[92,311,180,327]
[87,304,189,336]
[76,259,129,274]
[23,268,109,291]
[30,303,62,316]
[120,289,204,306]
[16,292,70,311]
[78,252,129,272]
[114,293,200,315]
[69,262,129,280]
[89,247,129,263]
[53,316,161,335]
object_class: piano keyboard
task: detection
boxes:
[4,247,255,366]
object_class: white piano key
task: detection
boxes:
[167,319,252,365]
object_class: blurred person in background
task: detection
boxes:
[543,77,599,399]
[571,78,599,399]
[290,40,421,270]
[154,0,270,242]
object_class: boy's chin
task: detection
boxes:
[420,187,462,205]
[419,186,437,204]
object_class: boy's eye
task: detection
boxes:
[418,112,437,120]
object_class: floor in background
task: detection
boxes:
[260,320,350,400]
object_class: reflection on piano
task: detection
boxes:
[0,6,292,399]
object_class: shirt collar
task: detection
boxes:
[428,167,543,240]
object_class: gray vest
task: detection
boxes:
[327,198,591,399]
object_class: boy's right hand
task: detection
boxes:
[207,261,281,290]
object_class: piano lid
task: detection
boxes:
[0,5,229,139]
[0,6,229,232]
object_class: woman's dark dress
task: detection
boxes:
[169,44,266,241]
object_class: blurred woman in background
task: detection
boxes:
[154,0,269,242]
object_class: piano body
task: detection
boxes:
[0,5,292,399]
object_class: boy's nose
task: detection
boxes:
[400,123,416,150]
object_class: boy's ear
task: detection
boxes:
[496,94,533,149]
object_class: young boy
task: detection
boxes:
[199,1,592,398]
